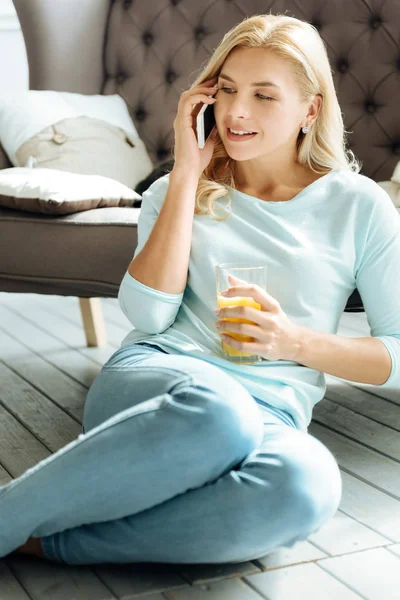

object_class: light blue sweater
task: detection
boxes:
[118,170,400,432]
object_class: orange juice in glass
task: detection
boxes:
[215,263,267,364]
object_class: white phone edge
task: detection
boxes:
[196,103,207,149]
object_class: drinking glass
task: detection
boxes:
[215,263,267,364]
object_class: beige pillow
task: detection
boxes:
[15,116,153,190]
[0,167,141,215]
[377,160,400,208]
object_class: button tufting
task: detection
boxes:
[53,133,67,144]
[170,0,181,5]
[166,70,177,84]
[366,102,376,114]
[123,0,132,9]
[194,26,206,41]
[310,20,321,31]
[157,148,169,160]
[338,60,349,73]
[117,73,126,84]
[135,108,147,121]
[143,31,154,46]
[392,143,400,156]
[369,16,382,29]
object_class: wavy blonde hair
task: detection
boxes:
[185,13,361,220]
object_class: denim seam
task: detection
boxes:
[0,395,170,501]
[99,367,195,395]
[101,366,195,380]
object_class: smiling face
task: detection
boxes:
[214,47,319,167]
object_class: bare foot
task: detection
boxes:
[12,537,46,559]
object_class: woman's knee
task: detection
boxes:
[262,431,342,532]
[195,433,341,564]
[268,431,342,534]
[229,430,342,555]
[295,433,342,530]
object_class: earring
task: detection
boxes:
[302,124,310,134]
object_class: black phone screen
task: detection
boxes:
[203,102,216,142]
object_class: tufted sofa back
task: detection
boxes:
[11,0,400,181]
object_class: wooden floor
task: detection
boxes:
[0,292,399,600]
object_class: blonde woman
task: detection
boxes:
[7,14,399,564]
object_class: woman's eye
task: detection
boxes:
[219,87,273,101]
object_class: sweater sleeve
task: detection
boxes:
[118,175,184,334]
[354,183,400,388]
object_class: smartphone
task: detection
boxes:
[196,98,216,149]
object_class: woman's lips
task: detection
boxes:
[226,128,258,142]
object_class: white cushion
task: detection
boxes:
[0,167,141,215]
[0,91,140,165]
[377,160,400,208]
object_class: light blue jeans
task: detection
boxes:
[0,343,342,565]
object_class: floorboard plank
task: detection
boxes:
[165,578,265,599]
[0,328,86,423]
[324,375,400,424]
[309,422,400,500]
[0,304,101,387]
[0,462,12,486]
[0,403,52,477]
[313,398,400,459]
[317,546,400,600]
[0,295,117,365]
[337,471,400,541]
[5,556,119,600]
[92,563,189,598]
[0,361,82,451]
[174,562,261,585]
[387,544,400,557]
[254,540,328,571]
[308,509,390,554]
[244,562,364,599]
[0,560,32,599]
[22,294,130,350]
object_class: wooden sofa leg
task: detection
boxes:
[78,298,107,347]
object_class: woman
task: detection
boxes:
[7,13,399,564]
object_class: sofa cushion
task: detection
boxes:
[0,91,154,189]
[0,91,140,161]
[0,167,141,215]
[15,116,154,190]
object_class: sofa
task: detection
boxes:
[1,0,399,346]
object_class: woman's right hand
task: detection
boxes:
[172,76,219,179]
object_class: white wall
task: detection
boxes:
[0,0,28,92]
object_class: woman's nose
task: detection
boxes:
[226,97,251,119]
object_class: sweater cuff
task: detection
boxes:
[375,335,400,388]
[121,271,184,303]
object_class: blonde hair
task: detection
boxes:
[185,13,361,220]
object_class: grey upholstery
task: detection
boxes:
[1,0,399,308]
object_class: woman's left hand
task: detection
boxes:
[214,274,303,362]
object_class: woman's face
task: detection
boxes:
[213,47,311,162]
